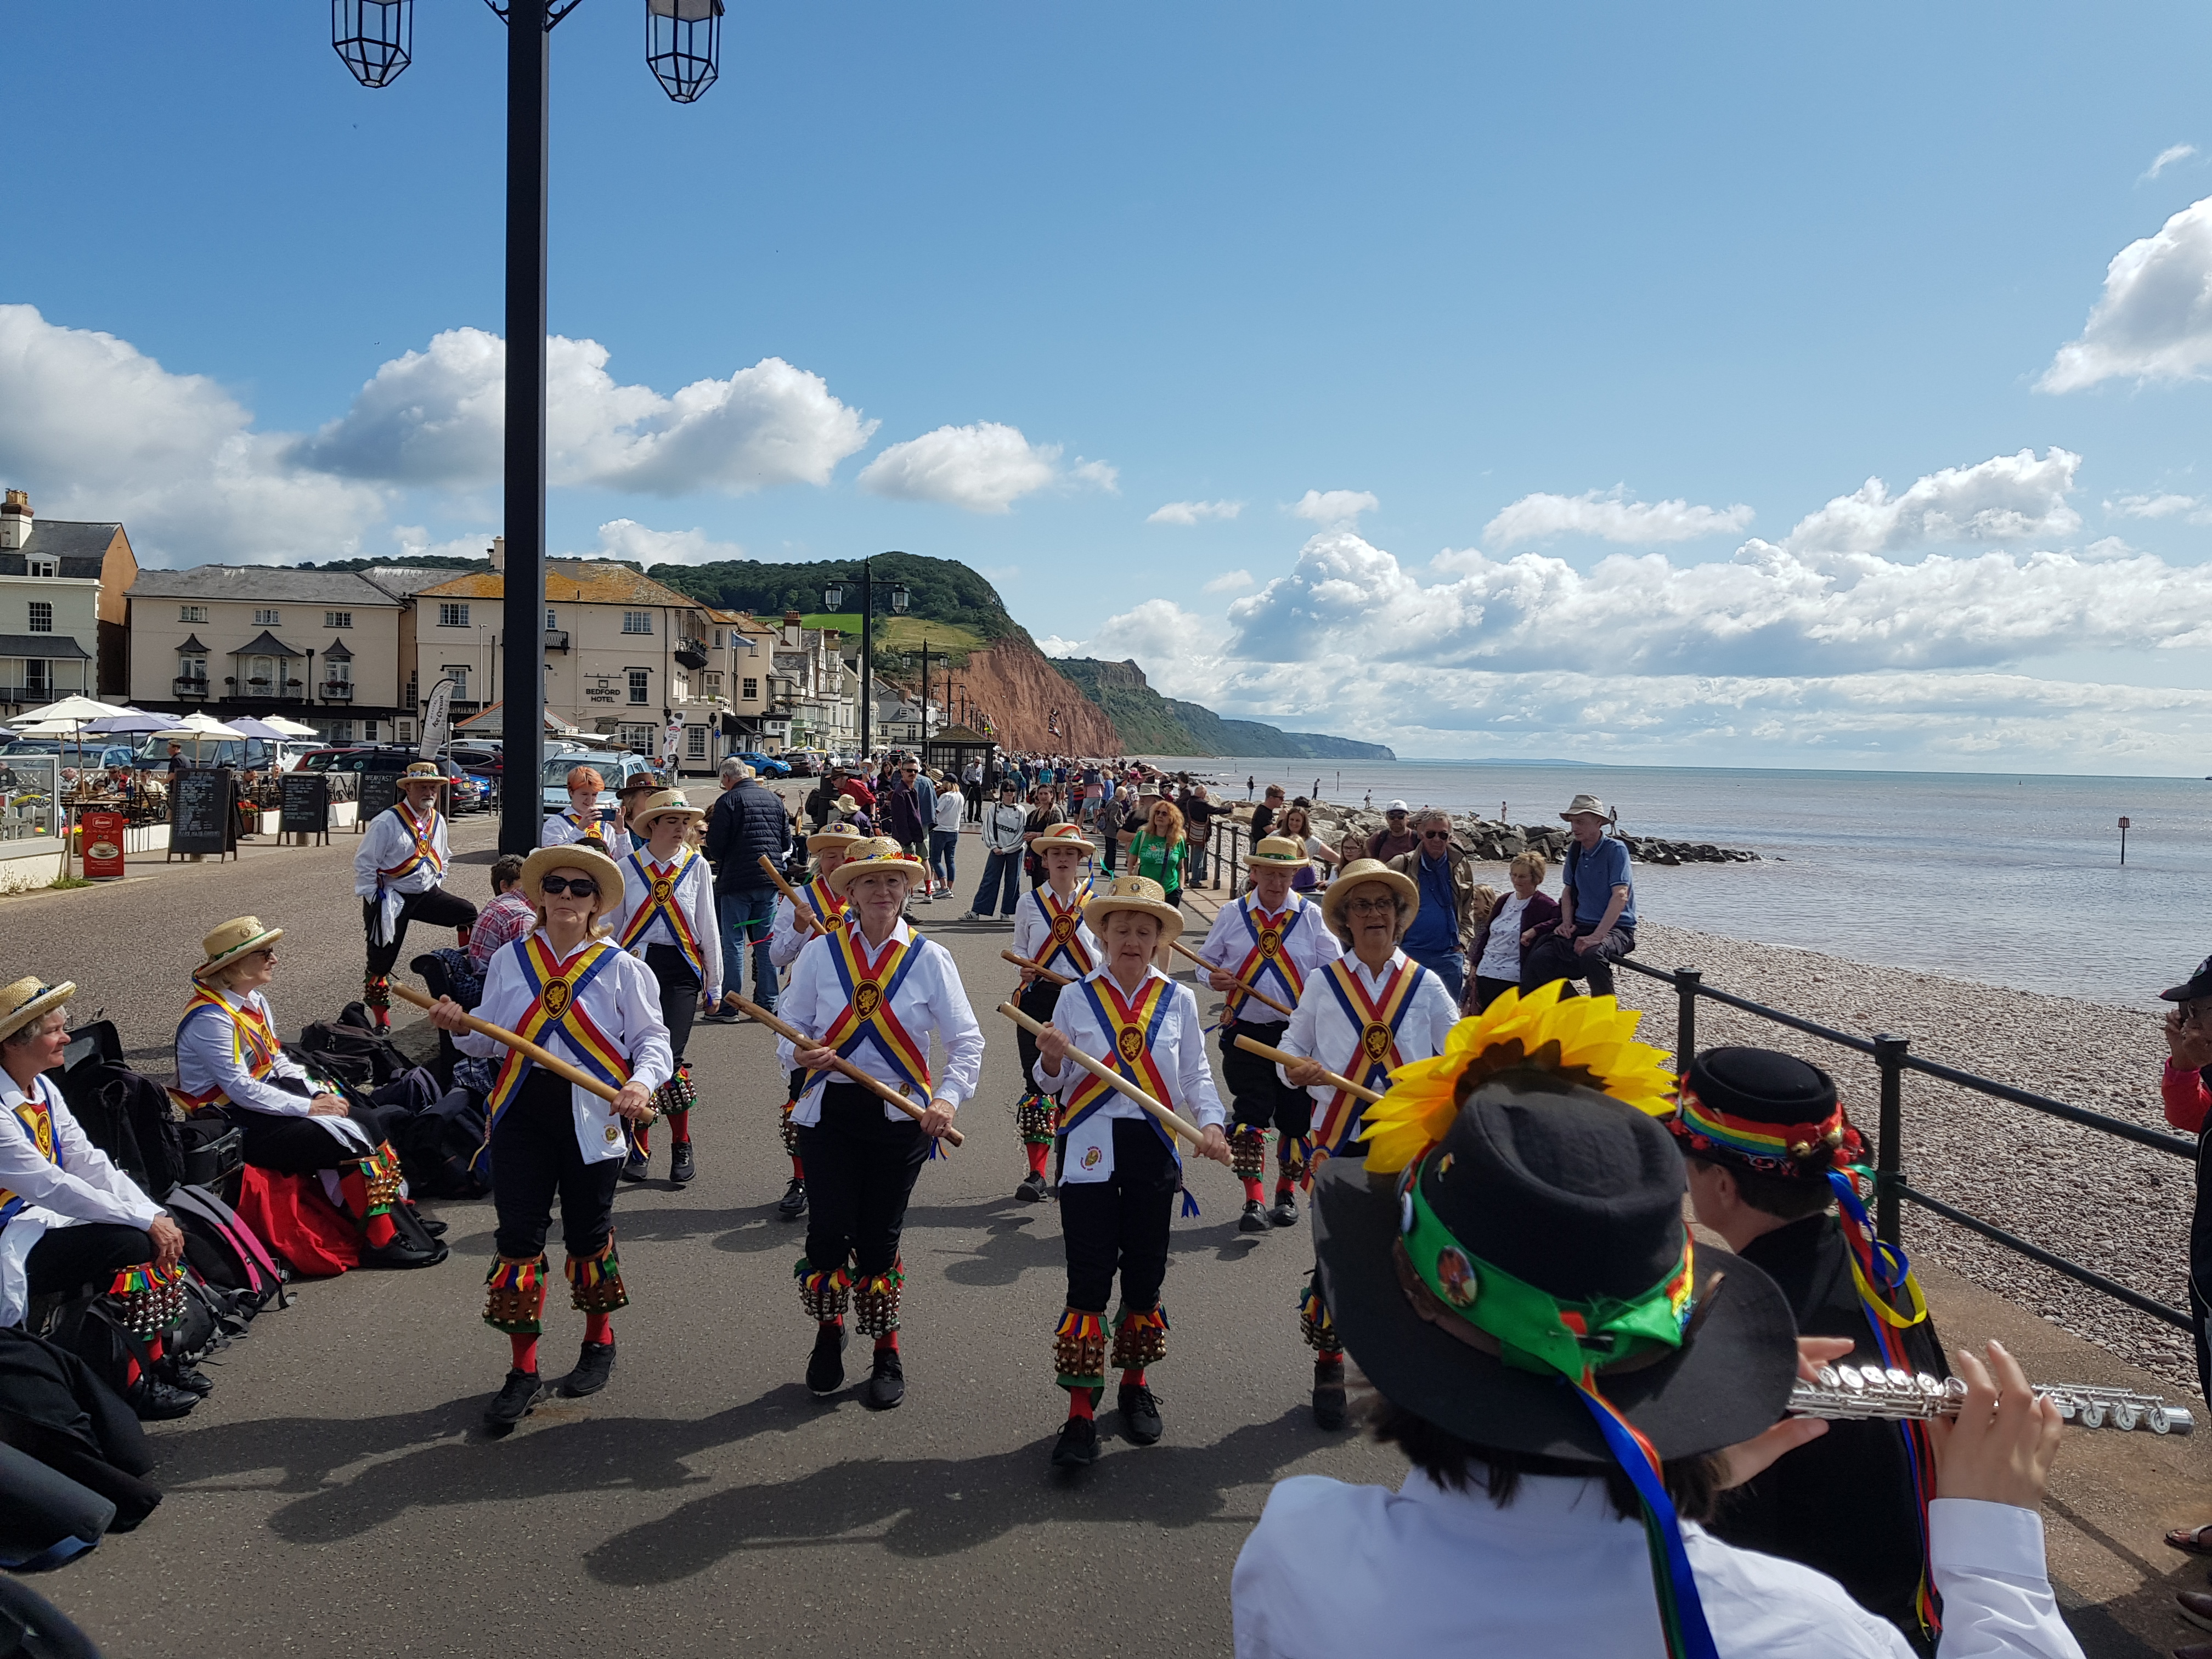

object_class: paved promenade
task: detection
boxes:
[6,814,2205,1657]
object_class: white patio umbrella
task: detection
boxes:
[18,695,127,725]
[259,715,320,737]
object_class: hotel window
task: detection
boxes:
[627,668,650,705]
[742,676,759,701]
[712,629,723,648]
[445,665,470,701]
[179,605,208,624]
[396,719,416,743]
[178,653,207,681]
[438,602,470,628]
[704,671,722,695]
[363,719,380,742]
[26,602,51,634]
[622,610,652,635]
[546,608,558,630]
[254,608,281,626]
[619,723,654,751]
[27,557,57,578]
[327,659,352,686]
[686,725,708,761]
[674,671,690,701]
[325,610,353,629]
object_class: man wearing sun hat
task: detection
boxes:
[610,789,723,1185]
[1233,991,2081,1658]
[1522,791,1637,1002]
[354,760,478,1035]
[1,976,202,1420]
[1006,821,1105,1202]
[1194,835,1343,1234]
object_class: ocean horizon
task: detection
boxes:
[1139,754,2208,1010]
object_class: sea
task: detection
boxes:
[1140,756,2210,1009]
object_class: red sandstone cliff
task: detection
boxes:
[959,636,1121,754]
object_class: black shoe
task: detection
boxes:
[1239,1199,1272,1233]
[1051,1414,1100,1469]
[1118,1383,1163,1445]
[669,1142,696,1184]
[411,1211,449,1237]
[806,1322,848,1396]
[364,1233,448,1269]
[136,1379,200,1420]
[1268,1192,1300,1229]
[777,1177,809,1220]
[485,1368,545,1429]
[1312,1364,1348,1431]
[562,1340,616,1397]
[618,1150,650,1183]
[166,1363,215,1397]
[863,1347,905,1410]
[1015,1171,1049,1204]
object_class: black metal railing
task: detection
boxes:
[1615,956,2195,1330]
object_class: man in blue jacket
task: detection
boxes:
[703,758,792,1019]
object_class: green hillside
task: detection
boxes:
[646,553,1022,643]
[1052,656,1395,759]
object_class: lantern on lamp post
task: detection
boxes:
[823,559,909,761]
[647,0,724,102]
[332,0,412,87]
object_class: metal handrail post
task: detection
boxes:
[1874,1032,1909,1246]
[1674,967,1700,1065]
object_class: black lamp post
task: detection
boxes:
[822,558,909,763]
[331,0,724,853]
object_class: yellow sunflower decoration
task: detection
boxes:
[1362,980,1675,1176]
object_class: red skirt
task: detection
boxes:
[234,1167,360,1277]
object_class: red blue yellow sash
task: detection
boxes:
[379,802,445,882]
[1062,973,1180,1155]
[477,939,629,1165]
[800,876,849,932]
[170,989,283,1111]
[1312,957,1426,1153]
[1227,898,1309,1018]
[813,927,933,1100]
[1034,887,1095,978]
[620,846,707,981]
[0,1082,60,1226]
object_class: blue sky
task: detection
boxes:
[5,2,2212,769]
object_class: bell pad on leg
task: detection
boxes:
[566,1237,629,1314]
[853,1261,905,1338]
[105,1262,188,1338]
[1053,1307,1107,1390]
[1297,1275,1343,1357]
[778,1099,801,1156]
[1229,1124,1267,1178]
[484,1254,549,1334]
[1015,1090,1059,1146]
[1109,1304,1170,1369]
[795,1256,851,1321]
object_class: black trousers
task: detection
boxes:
[795,1083,928,1279]
[1471,975,1519,1014]
[491,1070,619,1261]
[24,1224,154,1298]
[1060,1117,1178,1313]
[225,1103,365,1174]
[1013,977,1061,1092]
[1521,921,1635,1001]
[646,943,699,1063]
[1220,1019,1313,1135]
[363,885,480,980]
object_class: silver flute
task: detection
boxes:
[1788,1363,2194,1436]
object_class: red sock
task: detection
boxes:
[1025,1141,1049,1177]
[1120,1366,1146,1388]
[633,1124,651,1157]
[125,1356,142,1387]
[670,1110,691,1146]
[146,1336,166,1363]
[365,1213,397,1248]
[1240,1176,1264,1205]
[791,1155,805,1180]
[874,1330,899,1354]
[584,1312,613,1345]
[1274,1176,1294,1199]
[511,1333,540,1373]
[1066,1386,1095,1420]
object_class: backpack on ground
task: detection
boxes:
[52,1031,186,1200]
[163,1185,288,1316]
[394,1087,491,1199]
[297,1016,402,1088]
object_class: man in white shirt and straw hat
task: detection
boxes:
[610,788,721,1186]
[354,761,478,1035]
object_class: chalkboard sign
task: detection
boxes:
[358,769,400,824]
[280,772,329,833]
[170,768,236,857]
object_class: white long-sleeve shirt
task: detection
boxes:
[353,800,449,898]
[775,919,984,1124]
[770,876,850,969]
[610,843,724,1005]
[175,986,373,1152]
[1275,949,1459,1150]
[1195,891,1342,1023]
[456,929,675,1163]
[542,805,630,859]
[0,1071,166,1328]
[1032,966,1226,1184]
[1011,882,1102,981]
[1232,1471,2085,1659]
[979,800,1028,854]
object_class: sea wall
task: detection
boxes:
[1279,799,1758,864]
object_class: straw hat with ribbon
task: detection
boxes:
[1082,874,1184,943]
[1246,834,1310,870]
[193,916,286,982]
[0,977,76,1045]
[399,761,443,783]
[826,847,928,898]
[1321,857,1419,938]
[519,842,625,924]
[806,821,865,855]
[629,788,704,836]
[1032,822,1098,859]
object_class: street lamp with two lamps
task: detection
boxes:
[822,562,909,761]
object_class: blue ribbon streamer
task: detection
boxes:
[1570,1382,1721,1659]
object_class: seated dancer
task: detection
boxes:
[1031,876,1232,1470]
[610,789,720,1187]
[765,822,866,1222]
[354,760,478,1035]
[175,917,444,1271]
[1,978,200,1420]
[778,848,978,1411]
[542,765,622,853]
[427,844,671,1428]
[1273,858,1457,1428]
[1674,1046,1949,1654]
[1008,822,1103,1204]
[1233,992,2080,1659]
[1192,834,1342,1233]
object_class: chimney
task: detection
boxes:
[783,608,802,647]
[489,535,506,572]
[0,490,29,552]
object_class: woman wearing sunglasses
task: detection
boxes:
[428,844,672,1430]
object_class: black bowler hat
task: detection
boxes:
[2162,955,2212,1003]
[1669,1046,1857,1177]
[1311,1076,1796,1464]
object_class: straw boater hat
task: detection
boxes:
[1559,792,1615,824]
[0,977,76,1044]
[629,788,704,836]
[1032,822,1098,858]
[194,916,285,981]
[806,821,865,854]
[1321,857,1419,937]
[826,846,928,898]
[1245,834,1310,870]
[518,842,625,923]
[1082,874,1184,943]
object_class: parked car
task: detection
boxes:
[298,746,484,813]
[735,749,792,778]
[131,735,280,772]
[538,748,654,814]
[442,742,504,806]
[2,741,138,771]
[780,751,821,777]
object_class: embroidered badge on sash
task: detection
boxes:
[854,981,883,1021]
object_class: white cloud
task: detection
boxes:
[855,421,1114,514]
[1290,488,1379,528]
[1149,499,1244,525]
[1036,635,1086,658]
[1483,487,1754,549]
[583,518,748,565]
[0,303,386,566]
[2145,143,2198,182]
[1759,448,2080,560]
[299,330,875,495]
[389,526,495,563]
[1081,599,1229,699]
[1203,569,1256,595]
[2107,490,2210,522]
[2040,198,2212,391]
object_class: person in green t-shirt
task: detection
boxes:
[1121,797,1189,919]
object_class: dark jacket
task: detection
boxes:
[880,781,927,845]
[1385,844,1481,945]
[705,778,791,893]
[1708,1215,1948,1654]
[1466,889,1561,985]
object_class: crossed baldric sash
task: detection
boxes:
[809,926,933,1102]
[1032,888,1096,980]
[618,845,709,983]
[1310,956,1429,1155]
[369,802,446,946]
[474,938,631,1169]
[1061,974,1182,1160]
[172,990,373,1151]
[1223,896,1312,1020]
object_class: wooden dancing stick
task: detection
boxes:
[1169,941,1296,1019]
[1002,949,1072,986]
[725,993,966,1148]
[388,980,656,1121]
[1230,1033,1383,1105]
[995,1002,1206,1148]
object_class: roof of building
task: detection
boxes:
[0,633,91,660]
[233,629,306,658]
[356,566,476,599]
[1,520,123,574]
[128,566,409,605]
[419,562,702,609]
[707,607,776,630]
